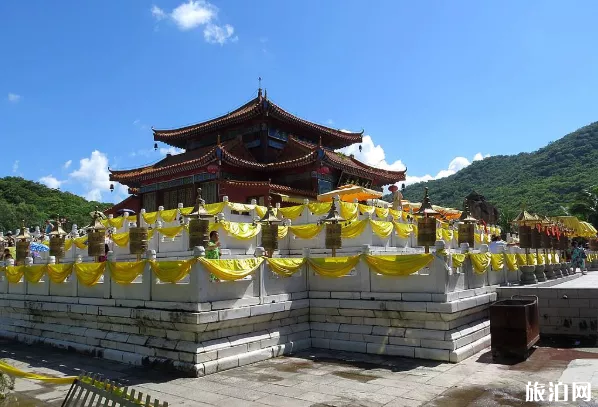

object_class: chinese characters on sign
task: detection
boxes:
[526,382,592,402]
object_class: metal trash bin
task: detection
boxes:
[490,295,539,360]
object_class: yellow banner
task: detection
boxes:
[490,254,504,271]
[308,202,331,216]
[278,205,304,220]
[265,258,305,277]
[47,264,73,283]
[308,255,361,278]
[289,224,323,239]
[505,254,518,271]
[111,232,130,247]
[109,261,146,285]
[219,221,261,240]
[451,253,466,268]
[341,220,367,238]
[364,253,433,276]
[470,253,491,274]
[160,209,178,223]
[142,211,158,225]
[198,257,263,281]
[149,259,196,283]
[370,220,393,238]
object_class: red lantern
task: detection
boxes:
[207,164,219,174]
[388,185,399,193]
[317,166,330,175]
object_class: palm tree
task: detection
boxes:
[569,186,598,229]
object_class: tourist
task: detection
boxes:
[488,235,504,254]
[44,220,54,236]
[1,248,10,261]
[571,241,586,273]
[206,231,220,259]
[5,232,14,247]
[98,244,109,262]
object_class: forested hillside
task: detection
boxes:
[0,177,111,232]
[398,122,598,216]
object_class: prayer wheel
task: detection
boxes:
[458,223,474,247]
[541,232,552,249]
[531,228,542,249]
[325,223,342,250]
[16,240,29,263]
[129,227,149,255]
[88,230,106,257]
[417,217,436,248]
[188,218,210,250]
[261,224,279,252]
[590,239,598,251]
[49,235,66,259]
[559,236,569,251]
[519,226,532,248]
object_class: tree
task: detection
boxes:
[569,186,598,229]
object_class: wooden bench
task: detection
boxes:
[61,372,168,407]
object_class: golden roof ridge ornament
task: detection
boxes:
[49,215,67,237]
[459,202,477,224]
[319,196,345,224]
[257,196,282,225]
[415,187,439,217]
[188,188,211,219]
[16,220,30,240]
[89,206,107,230]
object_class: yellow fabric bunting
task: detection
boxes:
[142,211,158,225]
[75,263,106,286]
[158,225,184,238]
[393,222,414,239]
[73,236,88,250]
[308,255,361,278]
[47,264,73,283]
[308,202,331,215]
[160,209,179,223]
[289,224,323,239]
[278,226,288,239]
[365,253,433,276]
[220,221,261,240]
[0,360,76,384]
[230,202,257,213]
[490,254,504,271]
[505,254,518,271]
[469,253,491,274]
[24,265,46,283]
[451,254,466,268]
[149,259,196,283]
[265,258,305,277]
[341,220,367,238]
[109,261,146,285]
[340,201,358,221]
[527,253,537,266]
[255,205,278,218]
[358,204,375,215]
[111,232,130,247]
[4,266,24,283]
[517,253,528,266]
[65,239,73,252]
[375,207,389,219]
[370,220,393,238]
[442,229,454,242]
[278,205,304,220]
[206,202,227,215]
[537,253,545,265]
[198,257,263,281]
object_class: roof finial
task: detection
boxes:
[258,77,262,99]
[264,89,267,99]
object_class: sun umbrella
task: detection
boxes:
[116,209,136,215]
[30,242,49,252]
[317,184,383,202]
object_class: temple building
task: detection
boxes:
[109,90,406,212]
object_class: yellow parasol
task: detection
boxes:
[317,184,382,202]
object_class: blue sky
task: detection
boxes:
[2,0,598,203]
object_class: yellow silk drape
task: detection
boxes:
[265,258,305,277]
[289,224,323,239]
[364,253,433,276]
[517,253,528,266]
[24,265,46,283]
[341,220,367,238]
[308,202,332,215]
[340,202,358,221]
[142,211,158,225]
[219,221,261,240]
[370,220,393,238]
[160,209,179,223]
[73,236,88,250]
[451,254,467,268]
[109,261,146,285]
[308,255,361,278]
[64,239,73,252]
[198,258,263,281]
[278,226,288,239]
[469,253,491,274]
[157,225,185,238]
[111,232,130,247]
[278,205,304,220]
[75,263,106,286]
[149,259,196,283]
[505,254,518,271]
[47,264,74,283]
[490,254,504,271]
[4,266,25,283]
[393,222,414,238]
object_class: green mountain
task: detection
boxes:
[0,177,112,233]
[396,121,598,217]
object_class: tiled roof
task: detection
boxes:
[153,93,363,148]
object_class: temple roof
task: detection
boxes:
[152,91,364,149]
[110,136,405,186]
[219,179,317,198]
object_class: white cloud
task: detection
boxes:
[151,5,166,20]
[339,137,491,192]
[203,24,236,45]
[69,150,112,202]
[326,119,334,126]
[39,175,63,189]
[12,160,19,173]
[7,93,21,103]
[159,146,185,156]
[152,1,237,44]
[133,119,149,131]
[63,160,72,169]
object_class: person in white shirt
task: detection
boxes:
[488,235,505,254]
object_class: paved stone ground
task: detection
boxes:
[2,339,598,406]
[551,270,598,288]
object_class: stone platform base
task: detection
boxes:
[0,287,496,375]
